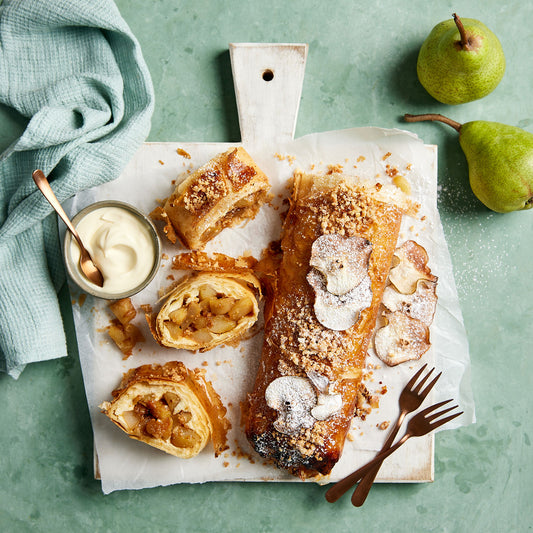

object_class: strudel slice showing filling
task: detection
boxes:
[151,147,271,249]
[149,270,261,352]
[100,361,230,458]
[245,171,417,478]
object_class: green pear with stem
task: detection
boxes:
[404,113,533,213]
[417,14,505,105]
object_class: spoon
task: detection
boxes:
[32,169,104,287]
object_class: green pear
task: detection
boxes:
[404,113,533,213]
[417,14,505,105]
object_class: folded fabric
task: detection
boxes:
[0,0,154,378]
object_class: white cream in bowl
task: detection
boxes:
[64,201,161,299]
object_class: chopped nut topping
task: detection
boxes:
[183,168,228,215]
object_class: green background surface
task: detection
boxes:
[1,0,532,532]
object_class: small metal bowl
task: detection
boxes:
[63,200,161,300]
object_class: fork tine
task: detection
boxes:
[406,363,428,390]
[429,410,463,430]
[412,366,435,394]
[411,367,434,393]
[426,404,459,423]
[418,398,453,417]
[418,371,442,400]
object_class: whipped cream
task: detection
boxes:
[70,206,156,295]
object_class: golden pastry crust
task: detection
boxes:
[245,171,412,478]
[151,147,271,249]
[100,361,230,458]
[149,271,261,352]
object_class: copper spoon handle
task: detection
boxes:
[32,170,104,287]
[32,171,84,247]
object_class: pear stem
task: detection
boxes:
[453,13,472,51]
[404,113,462,133]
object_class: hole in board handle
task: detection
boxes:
[262,69,274,82]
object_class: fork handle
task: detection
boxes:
[325,434,410,503]
[351,415,406,506]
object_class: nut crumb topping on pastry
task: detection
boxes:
[182,168,228,215]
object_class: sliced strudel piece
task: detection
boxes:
[245,171,417,478]
[149,270,261,352]
[151,147,271,249]
[100,361,230,458]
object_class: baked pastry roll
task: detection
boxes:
[150,270,261,352]
[245,171,417,478]
[151,147,271,249]
[100,361,230,458]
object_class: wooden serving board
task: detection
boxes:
[78,43,436,491]
[229,42,434,483]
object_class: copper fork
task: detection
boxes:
[325,364,441,503]
[326,399,463,504]
[351,365,441,506]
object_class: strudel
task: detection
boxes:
[151,147,271,249]
[245,171,417,478]
[100,361,230,458]
[148,269,261,352]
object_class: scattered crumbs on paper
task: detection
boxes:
[158,160,165,165]
[274,153,295,165]
[356,155,365,162]
[378,421,390,431]
[382,152,392,160]
[177,148,191,159]
[72,294,87,307]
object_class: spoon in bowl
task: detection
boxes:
[32,169,104,287]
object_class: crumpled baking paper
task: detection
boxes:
[65,127,474,494]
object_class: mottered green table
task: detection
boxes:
[1,1,531,531]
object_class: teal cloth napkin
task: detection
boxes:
[0,0,154,378]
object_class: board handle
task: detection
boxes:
[229,43,308,146]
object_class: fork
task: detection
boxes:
[351,365,441,506]
[326,400,463,505]
[325,364,441,504]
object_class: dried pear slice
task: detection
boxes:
[389,240,437,295]
[309,234,372,295]
[382,279,438,325]
[374,311,431,366]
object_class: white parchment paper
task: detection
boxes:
[66,127,474,494]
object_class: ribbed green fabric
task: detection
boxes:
[0,0,154,377]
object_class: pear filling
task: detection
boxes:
[122,392,201,450]
[163,284,254,344]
